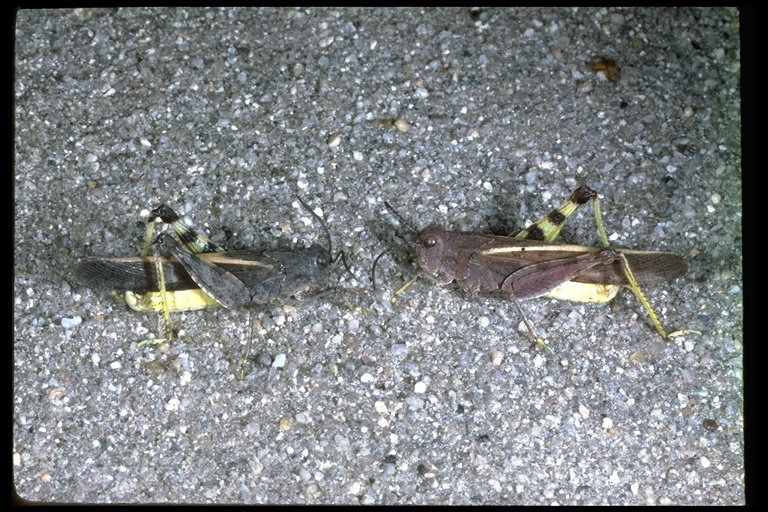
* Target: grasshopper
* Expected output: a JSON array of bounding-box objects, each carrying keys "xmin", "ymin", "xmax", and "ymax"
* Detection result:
[
  {"xmin": 75, "ymin": 197, "xmax": 342, "ymax": 349},
  {"xmin": 383, "ymin": 185, "xmax": 694, "ymax": 350}
]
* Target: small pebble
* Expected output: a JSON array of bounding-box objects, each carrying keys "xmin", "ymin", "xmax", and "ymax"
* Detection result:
[{"xmin": 272, "ymin": 353, "xmax": 286, "ymax": 368}]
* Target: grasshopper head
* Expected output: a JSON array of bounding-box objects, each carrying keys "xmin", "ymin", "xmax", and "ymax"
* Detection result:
[
  {"xmin": 279, "ymin": 244, "xmax": 333, "ymax": 300},
  {"xmin": 415, "ymin": 225, "xmax": 448, "ymax": 277},
  {"xmin": 306, "ymin": 244, "xmax": 333, "ymax": 281}
]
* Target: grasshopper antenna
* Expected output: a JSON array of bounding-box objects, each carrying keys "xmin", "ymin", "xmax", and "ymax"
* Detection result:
[
  {"xmin": 295, "ymin": 195, "xmax": 332, "ymax": 255},
  {"xmin": 371, "ymin": 248, "xmax": 391, "ymax": 290},
  {"xmin": 383, "ymin": 201, "xmax": 420, "ymax": 235},
  {"xmin": 373, "ymin": 201, "xmax": 422, "ymax": 294}
]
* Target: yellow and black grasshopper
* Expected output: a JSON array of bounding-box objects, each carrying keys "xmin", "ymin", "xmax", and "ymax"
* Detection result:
[
  {"xmin": 75, "ymin": 197, "xmax": 343, "ymax": 346},
  {"xmin": 382, "ymin": 185, "xmax": 696, "ymax": 350}
]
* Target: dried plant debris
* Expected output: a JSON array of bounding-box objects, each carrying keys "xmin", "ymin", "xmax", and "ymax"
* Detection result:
[{"xmin": 588, "ymin": 56, "xmax": 621, "ymax": 83}]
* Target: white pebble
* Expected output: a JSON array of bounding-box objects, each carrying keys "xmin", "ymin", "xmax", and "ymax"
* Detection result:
[
  {"xmin": 272, "ymin": 353, "xmax": 286, "ymax": 368},
  {"xmin": 61, "ymin": 316, "xmax": 82, "ymax": 329}
]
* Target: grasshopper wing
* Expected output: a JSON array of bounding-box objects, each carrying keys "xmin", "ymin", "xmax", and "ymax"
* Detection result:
[
  {"xmin": 75, "ymin": 257, "xmax": 198, "ymax": 293},
  {"xmin": 570, "ymin": 249, "xmax": 687, "ymax": 286}
]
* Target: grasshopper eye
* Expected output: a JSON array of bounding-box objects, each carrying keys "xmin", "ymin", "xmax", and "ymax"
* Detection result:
[
  {"xmin": 423, "ymin": 235, "xmax": 438, "ymax": 248},
  {"xmin": 316, "ymin": 251, "xmax": 331, "ymax": 267}
]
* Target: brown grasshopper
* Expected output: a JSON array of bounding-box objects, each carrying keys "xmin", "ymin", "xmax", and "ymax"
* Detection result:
[{"xmin": 383, "ymin": 185, "xmax": 693, "ymax": 349}]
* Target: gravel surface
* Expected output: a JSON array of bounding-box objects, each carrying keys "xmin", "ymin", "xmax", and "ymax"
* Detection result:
[{"xmin": 14, "ymin": 7, "xmax": 743, "ymax": 505}]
